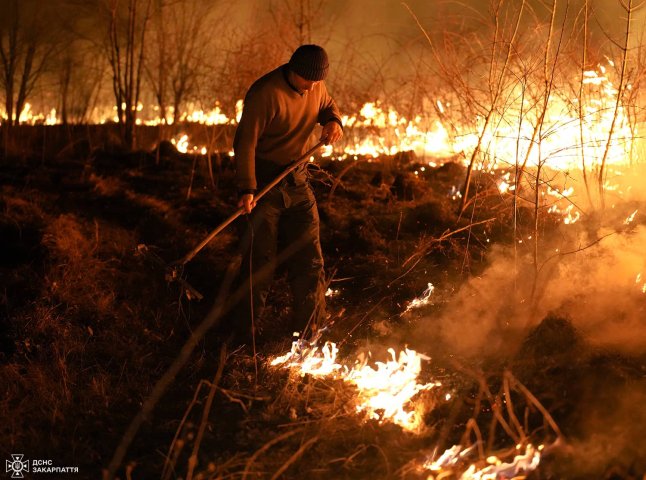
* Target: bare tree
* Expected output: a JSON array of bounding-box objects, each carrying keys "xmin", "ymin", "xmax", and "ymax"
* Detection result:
[
  {"xmin": 454, "ymin": 0, "xmax": 526, "ymax": 216},
  {"xmin": 146, "ymin": 0, "xmax": 218, "ymax": 126},
  {"xmin": 103, "ymin": 0, "xmax": 153, "ymax": 149},
  {"xmin": 0, "ymin": 0, "xmax": 59, "ymax": 152},
  {"xmin": 56, "ymin": 39, "xmax": 107, "ymax": 125},
  {"xmin": 267, "ymin": 0, "xmax": 331, "ymax": 47},
  {"xmin": 212, "ymin": 27, "xmax": 286, "ymax": 109},
  {"xmin": 597, "ymin": 0, "xmax": 640, "ymax": 209}
]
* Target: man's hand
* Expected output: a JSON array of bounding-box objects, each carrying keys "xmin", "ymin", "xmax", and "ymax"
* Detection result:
[
  {"xmin": 238, "ymin": 193, "xmax": 256, "ymax": 214},
  {"xmin": 320, "ymin": 121, "xmax": 343, "ymax": 145}
]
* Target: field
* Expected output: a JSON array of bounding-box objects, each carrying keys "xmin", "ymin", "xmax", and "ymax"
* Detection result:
[{"xmin": 1, "ymin": 132, "xmax": 645, "ymax": 479}]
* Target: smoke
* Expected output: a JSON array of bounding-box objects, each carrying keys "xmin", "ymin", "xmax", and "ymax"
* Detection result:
[
  {"xmin": 560, "ymin": 383, "xmax": 646, "ymax": 476},
  {"xmin": 413, "ymin": 217, "xmax": 646, "ymax": 358}
]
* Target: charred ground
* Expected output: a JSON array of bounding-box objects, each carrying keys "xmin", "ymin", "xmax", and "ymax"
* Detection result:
[{"xmin": 1, "ymin": 141, "xmax": 645, "ymax": 479}]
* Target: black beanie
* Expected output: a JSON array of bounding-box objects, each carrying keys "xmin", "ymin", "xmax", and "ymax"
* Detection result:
[{"xmin": 288, "ymin": 45, "xmax": 329, "ymax": 81}]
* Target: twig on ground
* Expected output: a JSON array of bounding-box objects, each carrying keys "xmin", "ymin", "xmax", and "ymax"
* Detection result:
[
  {"xmin": 402, "ymin": 218, "xmax": 497, "ymax": 269},
  {"xmin": 161, "ymin": 379, "xmax": 210, "ymax": 480},
  {"xmin": 327, "ymin": 159, "xmax": 363, "ymax": 200},
  {"xmin": 104, "ymin": 260, "xmax": 237, "ymax": 480},
  {"xmin": 186, "ymin": 344, "xmax": 228, "ymax": 480},
  {"xmin": 241, "ymin": 428, "xmax": 303, "ymax": 480},
  {"xmin": 269, "ymin": 435, "xmax": 320, "ymax": 480},
  {"xmin": 505, "ymin": 370, "xmax": 563, "ymax": 439},
  {"xmin": 186, "ymin": 154, "xmax": 198, "ymax": 200},
  {"xmin": 503, "ymin": 372, "xmax": 527, "ymax": 444}
]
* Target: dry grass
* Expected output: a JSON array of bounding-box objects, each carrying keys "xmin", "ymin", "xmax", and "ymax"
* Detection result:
[{"xmin": 1, "ymin": 148, "xmax": 644, "ymax": 479}]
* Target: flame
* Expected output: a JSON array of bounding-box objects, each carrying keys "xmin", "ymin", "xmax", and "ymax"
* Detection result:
[
  {"xmin": 483, "ymin": 63, "xmax": 633, "ymax": 172},
  {"xmin": 341, "ymin": 102, "xmax": 454, "ymax": 158},
  {"xmin": 324, "ymin": 287, "xmax": 340, "ymax": 297},
  {"xmin": 625, "ymin": 209, "xmax": 638, "ymax": 225},
  {"xmin": 345, "ymin": 348, "xmax": 439, "ymax": 430},
  {"xmin": 178, "ymin": 102, "xmax": 234, "ymax": 125},
  {"xmin": 168, "ymin": 133, "xmax": 213, "ymax": 156},
  {"xmin": 270, "ymin": 338, "xmax": 440, "ymax": 431},
  {"xmin": 424, "ymin": 444, "xmax": 542, "ymax": 479},
  {"xmin": 424, "ymin": 444, "xmax": 473, "ymax": 472},
  {"xmin": 405, "ymin": 283, "xmax": 435, "ymax": 312},
  {"xmin": 3, "ymin": 61, "xmax": 634, "ymax": 181},
  {"xmin": 171, "ymin": 134, "xmax": 189, "ymax": 154},
  {"xmin": 498, "ymin": 172, "xmax": 513, "ymax": 193},
  {"xmin": 3, "ymin": 62, "xmax": 639, "ymax": 228},
  {"xmin": 0, "ymin": 102, "xmax": 60, "ymax": 125}
]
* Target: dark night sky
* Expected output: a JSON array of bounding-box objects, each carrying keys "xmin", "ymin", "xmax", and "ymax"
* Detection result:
[{"xmin": 235, "ymin": 0, "xmax": 645, "ymax": 86}]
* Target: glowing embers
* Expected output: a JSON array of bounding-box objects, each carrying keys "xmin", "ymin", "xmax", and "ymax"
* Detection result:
[
  {"xmin": 424, "ymin": 443, "xmax": 542, "ymax": 479},
  {"xmin": 270, "ymin": 339, "xmax": 440, "ymax": 432}
]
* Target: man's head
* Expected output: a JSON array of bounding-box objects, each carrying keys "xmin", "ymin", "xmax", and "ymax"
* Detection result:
[{"xmin": 288, "ymin": 44, "xmax": 329, "ymax": 82}]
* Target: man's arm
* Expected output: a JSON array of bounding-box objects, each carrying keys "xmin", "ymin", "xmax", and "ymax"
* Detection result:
[
  {"xmin": 238, "ymin": 193, "xmax": 256, "ymax": 214},
  {"xmin": 317, "ymin": 82, "xmax": 342, "ymax": 128},
  {"xmin": 317, "ymin": 83, "xmax": 343, "ymax": 145},
  {"xmin": 320, "ymin": 121, "xmax": 343, "ymax": 145},
  {"xmin": 233, "ymin": 88, "xmax": 269, "ymax": 192}
]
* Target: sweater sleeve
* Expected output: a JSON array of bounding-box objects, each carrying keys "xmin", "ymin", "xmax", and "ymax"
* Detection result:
[
  {"xmin": 317, "ymin": 83, "xmax": 342, "ymax": 128},
  {"xmin": 233, "ymin": 87, "xmax": 270, "ymax": 191}
]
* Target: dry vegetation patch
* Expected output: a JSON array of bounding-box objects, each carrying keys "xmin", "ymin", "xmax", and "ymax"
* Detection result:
[{"xmin": 1, "ymin": 149, "xmax": 645, "ymax": 479}]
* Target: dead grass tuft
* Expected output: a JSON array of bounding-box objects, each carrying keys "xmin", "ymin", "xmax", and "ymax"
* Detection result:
[{"xmin": 42, "ymin": 214, "xmax": 117, "ymax": 316}]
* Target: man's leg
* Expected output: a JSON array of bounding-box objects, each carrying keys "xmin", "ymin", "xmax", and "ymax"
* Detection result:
[
  {"xmin": 282, "ymin": 183, "xmax": 326, "ymax": 334},
  {"xmin": 234, "ymin": 190, "xmax": 282, "ymax": 341}
]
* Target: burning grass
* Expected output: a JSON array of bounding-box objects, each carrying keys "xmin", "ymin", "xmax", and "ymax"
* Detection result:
[{"xmin": 1, "ymin": 141, "xmax": 645, "ymax": 478}]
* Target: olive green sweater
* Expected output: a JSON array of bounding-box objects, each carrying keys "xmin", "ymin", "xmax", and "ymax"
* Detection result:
[{"xmin": 233, "ymin": 65, "xmax": 342, "ymax": 191}]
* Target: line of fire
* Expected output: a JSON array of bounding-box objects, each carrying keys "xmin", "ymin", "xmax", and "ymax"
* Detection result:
[{"xmin": 1, "ymin": 0, "xmax": 645, "ymax": 479}]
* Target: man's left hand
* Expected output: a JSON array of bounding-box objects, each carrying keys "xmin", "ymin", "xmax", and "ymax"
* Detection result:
[{"xmin": 321, "ymin": 121, "xmax": 343, "ymax": 145}]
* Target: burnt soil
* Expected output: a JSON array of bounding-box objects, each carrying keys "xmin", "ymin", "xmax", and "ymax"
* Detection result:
[{"xmin": 1, "ymin": 145, "xmax": 645, "ymax": 479}]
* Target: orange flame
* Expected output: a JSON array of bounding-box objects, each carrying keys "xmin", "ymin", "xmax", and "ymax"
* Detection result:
[
  {"xmin": 424, "ymin": 443, "xmax": 542, "ymax": 479},
  {"xmin": 270, "ymin": 338, "xmax": 440, "ymax": 432}
]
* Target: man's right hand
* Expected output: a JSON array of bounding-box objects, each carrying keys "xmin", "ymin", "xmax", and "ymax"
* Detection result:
[{"xmin": 238, "ymin": 193, "xmax": 256, "ymax": 214}]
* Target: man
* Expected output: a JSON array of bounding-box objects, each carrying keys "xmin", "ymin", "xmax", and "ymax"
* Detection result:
[{"xmin": 232, "ymin": 44, "xmax": 343, "ymax": 342}]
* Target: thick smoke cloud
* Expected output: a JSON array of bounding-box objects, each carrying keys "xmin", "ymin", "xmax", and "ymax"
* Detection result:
[{"xmin": 414, "ymin": 218, "xmax": 646, "ymax": 358}]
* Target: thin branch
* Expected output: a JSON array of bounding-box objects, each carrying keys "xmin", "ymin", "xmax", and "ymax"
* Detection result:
[{"xmin": 186, "ymin": 344, "xmax": 228, "ymax": 480}]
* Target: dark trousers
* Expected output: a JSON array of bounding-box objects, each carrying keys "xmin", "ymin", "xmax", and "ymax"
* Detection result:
[{"xmin": 235, "ymin": 181, "xmax": 326, "ymax": 337}]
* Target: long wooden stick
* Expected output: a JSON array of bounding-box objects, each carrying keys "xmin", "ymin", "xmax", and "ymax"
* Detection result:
[{"xmin": 176, "ymin": 141, "xmax": 324, "ymax": 267}]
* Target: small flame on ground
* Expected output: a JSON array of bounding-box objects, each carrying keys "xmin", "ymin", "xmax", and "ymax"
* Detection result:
[
  {"xmin": 405, "ymin": 283, "xmax": 435, "ymax": 312},
  {"xmin": 270, "ymin": 338, "xmax": 440, "ymax": 432},
  {"xmin": 325, "ymin": 288, "xmax": 340, "ymax": 297},
  {"xmin": 424, "ymin": 443, "xmax": 542, "ymax": 479},
  {"xmin": 270, "ymin": 339, "xmax": 341, "ymax": 377},
  {"xmin": 171, "ymin": 134, "xmax": 189, "ymax": 153},
  {"xmin": 169, "ymin": 134, "xmax": 212, "ymax": 155},
  {"xmin": 345, "ymin": 348, "xmax": 439, "ymax": 430}
]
